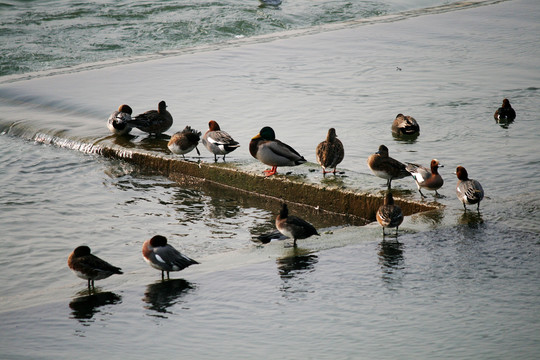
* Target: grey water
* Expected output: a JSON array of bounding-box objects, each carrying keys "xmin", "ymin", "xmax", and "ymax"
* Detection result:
[{"xmin": 1, "ymin": 0, "xmax": 540, "ymax": 359}]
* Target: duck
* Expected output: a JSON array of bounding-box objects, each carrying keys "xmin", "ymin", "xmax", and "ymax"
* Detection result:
[
  {"xmin": 249, "ymin": 126, "xmax": 306, "ymax": 176},
  {"xmin": 405, "ymin": 159, "xmax": 444, "ymax": 198},
  {"xmin": 494, "ymin": 98, "xmax": 516, "ymax": 122},
  {"xmin": 168, "ymin": 126, "xmax": 201, "ymax": 159},
  {"xmin": 367, "ymin": 145, "xmax": 410, "ymax": 189},
  {"xmin": 142, "ymin": 235, "xmax": 199, "ymax": 279},
  {"xmin": 316, "ymin": 128, "xmax": 345, "ymax": 175},
  {"xmin": 455, "ymin": 166, "xmax": 484, "ymax": 211},
  {"xmin": 129, "ymin": 100, "xmax": 173, "ymax": 135},
  {"xmin": 391, "ymin": 113, "xmax": 420, "ymax": 136},
  {"xmin": 376, "ymin": 192, "xmax": 404, "ymax": 237},
  {"xmin": 275, "ymin": 203, "xmax": 319, "ymax": 247},
  {"xmin": 201, "ymin": 120, "xmax": 240, "ymax": 162},
  {"xmin": 107, "ymin": 104, "xmax": 133, "ymax": 136},
  {"xmin": 68, "ymin": 246, "xmax": 123, "ymax": 289}
]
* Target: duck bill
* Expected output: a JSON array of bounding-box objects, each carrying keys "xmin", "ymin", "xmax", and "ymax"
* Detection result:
[{"xmin": 251, "ymin": 133, "xmax": 262, "ymax": 140}]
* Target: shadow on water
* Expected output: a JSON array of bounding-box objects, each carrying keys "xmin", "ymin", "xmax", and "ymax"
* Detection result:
[
  {"xmin": 69, "ymin": 290, "xmax": 122, "ymax": 322},
  {"xmin": 142, "ymin": 279, "xmax": 195, "ymax": 317}
]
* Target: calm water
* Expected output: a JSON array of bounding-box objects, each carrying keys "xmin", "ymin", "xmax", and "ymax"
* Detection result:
[{"xmin": 1, "ymin": 0, "xmax": 540, "ymax": 359}]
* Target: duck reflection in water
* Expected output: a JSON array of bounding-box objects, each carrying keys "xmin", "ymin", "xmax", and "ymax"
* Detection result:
[
  {"xmin": 69, "ymin": 290, "xmax": 122, "ymax": 322},
  {"xmin": 378, "ymin": 240, "xmax": 404, "ymax": 287},
  {"xmin": 142, "ymin": 278, "xmax": 195, "ymax": 316},
  {"xmin": 277, "ymin": 250, "xmax": 318, "ymax": 300},
  {"xmin": 458, "ymin": 210, "xmax": 484, "ymax": 228}
]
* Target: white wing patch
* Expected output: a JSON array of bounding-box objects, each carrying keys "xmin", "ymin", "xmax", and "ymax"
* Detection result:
[{"xmin": 155, "ymin": 254, "xmax": 166, "ymax": 264}]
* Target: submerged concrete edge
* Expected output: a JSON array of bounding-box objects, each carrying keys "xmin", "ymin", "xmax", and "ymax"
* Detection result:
[{"xmin": 98, "ymin": 146, "xmax": 438, "ymax": 224}]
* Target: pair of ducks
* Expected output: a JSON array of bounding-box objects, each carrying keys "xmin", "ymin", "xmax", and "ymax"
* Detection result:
[
  {"xmin": 107, "ymin": 101, "xmax": 173, "ymax": 136},
  {"xmin": 68, "ymin": 203, "xmax": 318, "ymax": 288},
  {"xmin": 68, "ymin": 235, "xmax": 199, "ymax": 289}
]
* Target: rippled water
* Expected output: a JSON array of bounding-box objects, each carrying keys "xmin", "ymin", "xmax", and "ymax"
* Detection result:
[
  {"xmin": 0, "ymin": 0, "xmax": 454, "ymax": 77},
  {"xmin": 1, "ymin": 0, "xmax": 540, "ymax": 359}
]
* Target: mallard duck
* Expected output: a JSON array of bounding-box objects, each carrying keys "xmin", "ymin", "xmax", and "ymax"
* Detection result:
[
  {"xmin": 406, "ymin": 159, "xmax": 444, "ymax": 198},
  {"xmin": 367, "ymin": 145, "xmax": 410, "ymax": 189},
  {"xmin": 201, "ymin": 120, "xmax": 240, "ymax": 162},
  {"xmin": 168, "ymin": 126, "xmax": 201, "ymax": 159},
  {"xmin": 316, "ymin": 128, "xmax": 344, "ymax": 175},
  {"xmin": 494, "ymin": 98, "xmax": 516, "ymax": 122},
  {"xmin": 249, "ymin": 126, "xmax": 306, "ymax": 176},
  {"xmin": 391, "ymin": 113, "xmax": 420, "ymax": 136},
  {"xmin": 376, "ymin": 192, "xmax": 404, "ymax": 237},
  {"xmin": 275, "ymin": 203, "xmax": 319, "ymax": 247},
  {"xmin": 107, "ymin": 104, "xmax": 133, "ymax": 136},
  {"xmin": 68, "ymin": 246, "xmax": 123, "ymax": 289},
  {"xmin": 142, "ymin": 235, "xmax": 199, "ymax": 280},
  {"xmin": 129, "ymin": 100, "xmax": 173, "ymax": 135},
  {"xmin": 455, "ymin": 166, "xmax": 484, "ymax": 211}
]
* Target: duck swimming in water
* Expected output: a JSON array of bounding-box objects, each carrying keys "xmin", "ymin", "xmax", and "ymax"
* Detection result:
[{"xmin": 391, "ymin": 113, "xmax": 420, "ymax": 136}]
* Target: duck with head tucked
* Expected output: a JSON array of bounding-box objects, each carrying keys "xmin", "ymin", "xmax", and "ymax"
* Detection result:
[
  {"xmin": 250, "ymin": 126, "xmax": 306, "ymax": 176},
  {"xmin": 68, "ymin": 245, "xmax": 123, "ymax": 289},
  {"xmin": 107, "ymin": 104, "xmax": 133, "ymax": 136},
  {"xmin": 367, "ymin": 145, "xmax": 410, "ymax": 189},
  {"xmin": 494, "ymin": 98, "xmax": 516, "ymax": 122},
  {"xmin": 376, "ymin": 192, "xmax": 404, "ymax": 237},
  {"xmin": 168, "ymin": 126, "xmax": 201, "ymax": 159},
  {"xmin": 455, "ymin": 166, "xmax": 484, "ymax": 211},
  {"xmin": 316, "ymin": 128, "xmax": 344, "ymax": 175},
  {"xmin": 129, "ymin": 100, "xmax": 173, "ymax": 135},
  {"xmin": 201, "ymin": 120, "xmax": 240, "ymax": 162},
  {"xmin": 406, "ymin": 159, "xmax": 444, "ymax": 198},
  {"xmin": 142, "ymin": 235, "xmax": 199, "ymax": 280},
  {"xmin": 391, "ymin": 113, "xmax": 420, "ymax": 136}
]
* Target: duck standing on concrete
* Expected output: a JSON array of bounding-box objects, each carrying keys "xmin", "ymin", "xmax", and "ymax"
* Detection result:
[
  {"xmin": 494, "ymin": 98, "xmax": 516, "ymax": 122},
  {"xmin": 107, "ymin": 104, "xmax": 133, "ymax": 136},
  {"xmin": 142, "ymin": 235, "xmax": 199, "ymax": 280},
  {"xmin": 168, "ymin": 126, "xmax": 201, "ymax": 159},
  {"xmin": 129, "ymin": 100, "xmax": 173, "ymax": 135},
  {"xmin": 391, "ymin": 113, "xmax": 420, "ymax": 136},
  {"xmin": 275, "ymin": 203, "xmax": 319, "ymax": 247},
  {"xmin": 367, "ymin": 145, "xmax": 410, "ymax": 189},
  {"xmin": 201, "ymin": 120, "xmax": 240, "ymax": 162},
  {"xmin": 250, "ymin": 126, "xmax": 306, "ymax": 176},
  {"xmin": 376, "ymin": 192, "xmax": 404, "ymax": 237},
  {"xmin": 406, "ymin": 159, "xmax": 444, "ymax": 198},
  {"xmin": 316, "ymin": 128, "xmax": 344, "ymax": 175},
  {"xmin": 68, "ymin": 246, "xmax": 123, "ymax": 289},
  {"xmin": 455, "ymin": 166, "xmax": 484, "ymax": 211}
]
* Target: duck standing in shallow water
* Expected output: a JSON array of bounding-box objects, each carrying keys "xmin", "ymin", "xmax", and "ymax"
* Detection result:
[
  {"xmin": 494, "ymin": 98, "xmax": 516, "ymax": 122},
  {"xmin": 107, "ymin": 104, "xmax": 133, "ymax": 136},
  {"xmin": 129, "ymin": 100, "xmax": 173, "ymax": 135},
  {"xmin": 168, "ymin": 126, "xmax": 201, "ymax": 159},
  {"xmin": 316, "ymin": 128, "xmax": 344, "ymax": 175},
  {"xmin": 275, "ymin": 203, "xmax": 319, "ymax": 247},
  {"xmin": 142, "ymin": 235, "xmax": 199, "ymax": 280},
  {"xmin": 455, "ymin": 166, "xmax": 484, "ymax": 211},
  {"xmin": 201, "ymin": 120, "xmax": 240, "ymax": 162},
  {"xmin": 367, "ymin": 145, "xmax": 410, "ymax": 189},
  {"xmin": 391, "ymin": 114, "xmax": 420, "ymax": 136},
  {"xmin": 406, "ymin": 159, "xmax": 444, "ymax": 198},
  {"xmin": 250, "ymin": 126, "xmax": 306, "ymax": 176},
  {"xmin": 68, "ymin": 246, "xmax": 123, "ymax": 289},
  {"xmin": 376, "ymin": 192, "xmax": 404, "ymax": 237}
]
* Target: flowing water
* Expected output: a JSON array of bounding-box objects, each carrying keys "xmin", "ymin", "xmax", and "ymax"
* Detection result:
[{"xmin": 1, "ymin": 0, "xmax": 540, "ymax": 359}]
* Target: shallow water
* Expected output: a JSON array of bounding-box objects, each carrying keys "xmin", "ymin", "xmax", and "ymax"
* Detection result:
[{"xmin": 1, "ymin": 0, "xmax": 540, "ymax": 359}]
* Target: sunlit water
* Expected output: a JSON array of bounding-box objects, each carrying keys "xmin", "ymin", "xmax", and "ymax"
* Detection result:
[{"xmin": 1, "ymin": 0, "xmax": 540, "ymax": 359}]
